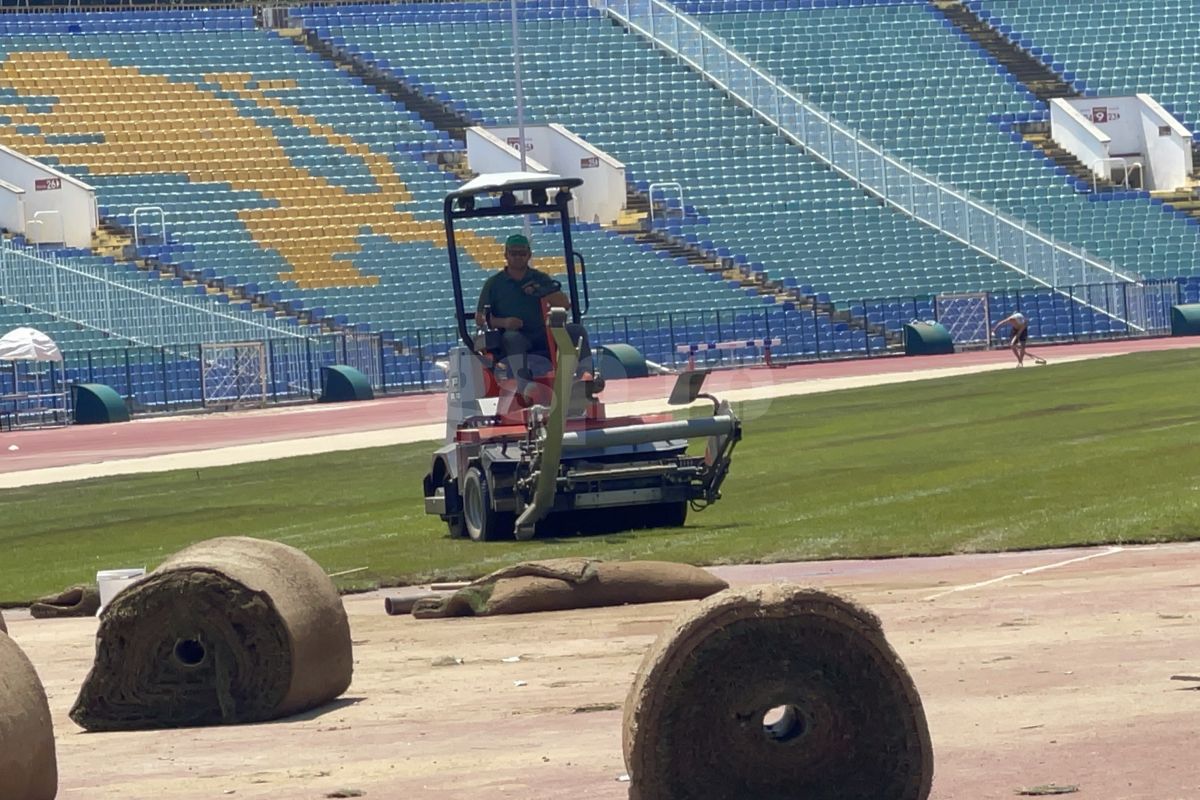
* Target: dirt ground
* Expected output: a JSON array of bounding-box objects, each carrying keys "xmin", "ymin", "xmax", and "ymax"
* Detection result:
[
  {"xmin": 6, "ymin": 541, "xmax": 1197, "ymax": 800},
  {"xmin": 5, "ymin": 339, "xmax": 1199, "ymax": 798}
]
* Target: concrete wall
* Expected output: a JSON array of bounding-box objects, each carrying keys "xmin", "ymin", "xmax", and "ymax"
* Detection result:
[
  {"xmin": 1056, "ymin": 95, "xmax": 1193, "ymax": 191},
  {"xmin": 468, "ymin": 124, "xmax": 626, "ymax": 225},
  {"xmin": 0, "ymin": 144, "xmax": 96, "ymax": 248}
]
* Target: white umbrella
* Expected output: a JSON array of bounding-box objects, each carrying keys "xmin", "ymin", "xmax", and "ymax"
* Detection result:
[{"xmin": 0, "ymin": 327, "xmax": 63, "ymax": 362}]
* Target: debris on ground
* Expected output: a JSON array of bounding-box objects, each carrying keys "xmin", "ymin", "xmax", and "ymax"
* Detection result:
[{"xmin": 1017, "ymin": 785, "xmax": 1079, "ymax": 795}]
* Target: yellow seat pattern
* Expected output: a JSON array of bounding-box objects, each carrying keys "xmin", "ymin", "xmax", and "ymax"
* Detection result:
[{"xmin": 0, "ymin": 51, "xmax": 503, "ymax": 289}]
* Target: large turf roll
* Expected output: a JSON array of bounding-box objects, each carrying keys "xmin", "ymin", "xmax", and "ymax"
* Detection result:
[
  {"xmin": 623, "ymin": 584, "xmax": 933, "ymax": 800},
  {"xmin": 70, "ymin": 536, "xmax": 353, "ymax": 731},
  {"xmin": 0, "ymin": 631, "xmax": 58, "ymax": 800}
]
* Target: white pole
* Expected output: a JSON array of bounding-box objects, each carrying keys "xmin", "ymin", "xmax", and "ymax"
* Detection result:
[
  {"xmin": 510, "ymin": 0, "xmax": 528, "ymax": 175},
  {"xmin": 509, "ymin": 0, "xmax": 531, "ymax": 236}
]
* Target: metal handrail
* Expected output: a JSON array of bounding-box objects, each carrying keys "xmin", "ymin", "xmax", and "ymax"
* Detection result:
[
  {"xmin": 31, "ymin": 210, "xmax": 64, "ymax": 245},
  {"xmin": 133, "ymin": 205, "xmax": 166, "ymax": 246},
  {"xmin": 0, "ymin": 239, "xmax": 308, "ymax": 345},
  {"xmin": 592, "ymin": 0, "xmax": 1141, "ymax": 296},
  {"xmin": 647, "ymin": 180, "xmax": 684, "ymax": 223}
]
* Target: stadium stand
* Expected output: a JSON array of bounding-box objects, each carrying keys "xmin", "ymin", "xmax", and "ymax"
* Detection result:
[
  {"xmin": 0, "ymin": 0, "xmax": 1192, "ymax": 413},
  {"xmin": 0, "ymin": 8, "xmax": 811, "ymax": 370},
  {"xmin": 689, "ymin": 0, "xmax": 1200, "ymax": 284},
  {"xmin": 296, "ymin": 0, "xmax": 1037, "ymax": 310},
  {"xmin": 978, "ymin": 0, "xmax": 1200, "ymax": 132}
]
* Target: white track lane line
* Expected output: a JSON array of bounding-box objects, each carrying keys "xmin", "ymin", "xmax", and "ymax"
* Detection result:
[{"xmin": 922, "ymin": 545, "xmax": 1125, "ymax": 601}]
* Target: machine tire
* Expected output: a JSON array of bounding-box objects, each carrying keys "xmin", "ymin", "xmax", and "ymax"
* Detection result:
[
  {"xmin": 463, "ymin": 467, "xmax": 513, "ymax": 542},
  {"xmin": 653, "ymin": 501, "xmax": 689, "ymax": 529},
  {"xmin": 447, "ymin": 515, "xmax": 467, "ymax": 539}
]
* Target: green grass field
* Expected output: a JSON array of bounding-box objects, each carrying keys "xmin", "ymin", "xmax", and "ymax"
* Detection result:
[{"xmin": 3, "ymin": 349, "xmax": 1199, "ymax": 604}]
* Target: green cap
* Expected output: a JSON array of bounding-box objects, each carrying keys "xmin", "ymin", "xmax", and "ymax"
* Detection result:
[{"xmin": 504, "ymin": 233, "xmax": 531, "ymax": 250}]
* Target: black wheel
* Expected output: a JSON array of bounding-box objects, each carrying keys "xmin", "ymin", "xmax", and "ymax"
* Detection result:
[
  {"xmin": 447, "ymin": 515, "xmax": 467, "ymax": 539},
  {"xmin": 651, "ymin": 501, "xmax": 689, "ymax": 529},
  {"xmin": 463, "ymin": 467, "xmax": 514, "ymax": 542}
]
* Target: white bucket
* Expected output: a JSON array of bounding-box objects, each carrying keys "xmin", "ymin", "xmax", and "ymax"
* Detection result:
[{"xmin": 96, "ymin": 568, "xmax": 146, "ymax": 615}]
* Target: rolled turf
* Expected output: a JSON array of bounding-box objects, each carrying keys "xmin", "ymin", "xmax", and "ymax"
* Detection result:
[
  {"xmin": 0, "ymin": 631, "xmax": 57, "ymax": 800},
  {"xmin": 70, "ymin": 536, "xmax": 353, "ymax": 731},
  {"xmin": 623, "ymin": 584, "xmax": 933, "ymax": 800}
]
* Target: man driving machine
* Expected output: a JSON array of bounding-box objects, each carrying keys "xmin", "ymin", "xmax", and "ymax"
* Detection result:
[{"xmin": 475, "ymin": 233, "xmax": 572, "ymax": 381}]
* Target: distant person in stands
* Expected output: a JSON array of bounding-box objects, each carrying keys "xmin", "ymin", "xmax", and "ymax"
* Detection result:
[
  {"xmin": 475, "ymin": 233, "xmax": 571, "ymax": 382},
  {"xmin": 992, "ymin": 310, "xmax": 1031, "ymax": 366}
]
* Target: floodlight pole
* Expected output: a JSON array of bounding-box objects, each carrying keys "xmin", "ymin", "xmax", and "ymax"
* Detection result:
[{"xmin": 509, "ymin": 0, "xmax": 532, "ymax": 236}]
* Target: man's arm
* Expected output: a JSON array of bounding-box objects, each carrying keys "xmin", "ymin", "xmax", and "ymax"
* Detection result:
[
  {"xmin": 544, "ymin": 290, "xmax": 570, "ymax": 310},
  {"xmin": 528, "ymin": 270, "xmax": 570, "ymax": 310},
  {"xmin": 991, "ymin": 313, "xmax": 1014, "ymax": 333}
]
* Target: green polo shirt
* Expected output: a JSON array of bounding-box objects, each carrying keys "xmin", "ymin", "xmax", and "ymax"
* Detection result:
[{"xmin": 476, "ymin": 267, "xmax": 559, "ymax": 334}]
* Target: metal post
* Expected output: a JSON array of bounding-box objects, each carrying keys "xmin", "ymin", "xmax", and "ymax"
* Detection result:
[
  {"xmin": 509, "ymin": 0, "xmax": 531, "ymax": 235},
  {"xmin": 416, "ymin": 331, "xmax": 426, "ymax": 391},
  {"xmin": 667, "ymin": 311, "xmax": 677, "ymax": 367},
  {"xmin": 813, "ymin": 307, "xmax": 820, "ymax": 359},
  {"xmin": 160, "ymin": 348, "xmax": 169, "ymax": 410},
  {"xmin": 1121, "ymin": 282, "xmax": 1130, "ymax": 338},
  {"xmin": 198, "ymin": 344, "xmax": 206, "ymax": 407},
  {"xmin": 305, "ymin": 336, "xmax": 315, "ymax": 398},
  {"xmin": 268, "ymin": 338, "xmax": 278, "ymax": 402},
  {"xmin": 1069, "ymin": 286, "xmax": 1077, "ymax": 338},
  {"xmin": 124, "ymin": 349, "xmax": 133, "ymax": 400},
  {"xmin": 378, "ymin": 336, "xmax": 387, "ymax": 394}
]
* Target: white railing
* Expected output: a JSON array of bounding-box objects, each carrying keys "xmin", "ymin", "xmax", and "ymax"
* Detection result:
[
  {"xmin": 0, "ymin": 240, "xmax": 308, "ymax": 347},
  {"xmin": 592, "ymin": 0, "xmax": 1142, "ymax": 292}
]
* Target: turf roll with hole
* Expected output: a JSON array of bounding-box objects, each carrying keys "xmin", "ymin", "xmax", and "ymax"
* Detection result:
[
  {"xmin": 623, "ymin": 584, "xmax": 933, "ymax": 800},
  {"xmin": 70, "ymin": 536, "xmax": 353, "ymax": 731}
]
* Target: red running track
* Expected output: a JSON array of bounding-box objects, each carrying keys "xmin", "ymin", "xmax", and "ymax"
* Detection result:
[{"xmin": 2, "ymin": 336, "xmax": 1196, "ymax": 474}]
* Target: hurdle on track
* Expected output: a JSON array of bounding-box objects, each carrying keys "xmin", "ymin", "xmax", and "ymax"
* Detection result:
[{"xmin": 676, "ymin": 338, "xmax": 783, "ymax": 370}]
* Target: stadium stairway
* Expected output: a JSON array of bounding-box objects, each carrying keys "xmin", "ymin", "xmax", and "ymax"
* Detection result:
[
  {"xmin": 936, "ymin": 0, "xmax": 1128, "ymax": 194},
  {"xmin": 298, "ymin": 7, "xmax": 900, "ymax": 352},
  {"xmin": 87, "ymin": 218, "xmax": 316, "ymax": 324},
  {"xmin": 935, "ymin": 0, "xmax": 1073, "ymax": 104}
]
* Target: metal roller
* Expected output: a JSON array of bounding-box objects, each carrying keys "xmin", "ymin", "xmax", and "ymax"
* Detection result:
[{"xmin": 560, "ymin": 415, "xmax": 736, "ymax": 451}]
